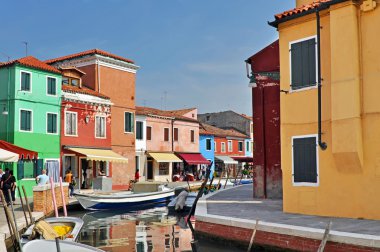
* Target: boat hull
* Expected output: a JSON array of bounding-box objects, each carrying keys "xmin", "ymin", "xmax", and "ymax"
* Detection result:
[{"xmin": 74, "ymin": 189, "xmax": 175, "ymax": 211}]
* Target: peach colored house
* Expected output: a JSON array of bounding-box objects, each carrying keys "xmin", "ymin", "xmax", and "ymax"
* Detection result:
[
  {"xmin": 135, "ymin": 106, "xmax": 205, "ymax": 182},
  {"xmin": 46, "ymin": 49, "xmax": 139, "ymax": 190}
]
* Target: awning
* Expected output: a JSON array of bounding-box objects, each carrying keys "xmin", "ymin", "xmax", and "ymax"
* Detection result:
[
  {"xmin": 0, "ymin": 140, "xmax": 38, "ymax": 159},
  {"xmin": 215, "ymin": 155, "xmax": 238, "ymax": 164},
  {"xmin": 0, "ymin": 149, "xmax": 19, "ymax": 162},
  {"xmin": 231, "ymin": 156, "xmax": 254, "ymax": 163},
  {"xmin": 148, "ymin": 152, "xmax": 182, "ymax": 163},
  {"xmin": 67, "ymin": 147, "xmax": 128, "ymax": 163},
  {"xmin": 177, "ymin": 153, "xmax": 210, "ymax": 165}
]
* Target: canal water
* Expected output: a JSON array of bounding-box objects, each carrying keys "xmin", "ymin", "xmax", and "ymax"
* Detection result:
[{"xmin": 70, "ymin": 205, "xmax": 248, "ymax": 252}]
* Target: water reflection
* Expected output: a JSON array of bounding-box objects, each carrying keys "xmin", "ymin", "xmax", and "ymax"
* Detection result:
[{"xmin": 77, "ymin": 206, "xmax": 192, "ymax": 252}]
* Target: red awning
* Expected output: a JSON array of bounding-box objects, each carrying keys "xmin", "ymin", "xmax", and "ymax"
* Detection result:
[
  {"xmin": 231, "ymin": 156, "xmax": 254, "ymax": 163},
  {"xmin": 0, "ymin": 140, "xmax": 38, "ymax": 160},
  {"xmin": 177, "ymin": 153, "xmax": 210, "ymax": 165}
]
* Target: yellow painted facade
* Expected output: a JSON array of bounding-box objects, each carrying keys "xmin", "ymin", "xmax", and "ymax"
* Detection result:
[{"xmin": 277, "ymin": 0, "xmax": 380, "ymax": 219}]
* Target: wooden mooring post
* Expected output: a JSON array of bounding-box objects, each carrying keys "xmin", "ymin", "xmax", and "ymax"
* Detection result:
[
  {"xmin": 22, "ymin": 185, "xmax": 34, "ymax": 224},
  {"xmin": 317, "ymin": 221, "xmax": 332, "ymax": 252},
  {"xmin": 247, "ymin": 220, "xmax": 259, "ymax": 252}
]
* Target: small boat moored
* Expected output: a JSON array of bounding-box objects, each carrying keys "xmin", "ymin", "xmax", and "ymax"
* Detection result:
[
  {"xmin": 20, "ymin": 217, "xmax": 84, "ymax": 247},
  {"xmin": 74, "ymin": 184, "xmax": 175, "ymax": 211},
  {"xmin": 23, "ymin": 239, "xmax": 105, "ymax": 252}
]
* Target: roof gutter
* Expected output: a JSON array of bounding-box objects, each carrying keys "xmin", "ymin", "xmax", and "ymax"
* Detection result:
[{"xmin": 268, "ymin": 0, "xmax": 349, "ymax": 28}]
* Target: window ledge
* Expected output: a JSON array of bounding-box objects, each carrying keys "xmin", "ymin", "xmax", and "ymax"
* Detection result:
[{"xmin": 290, "ymin": 85, "xmax": 317, "ymax": 93}]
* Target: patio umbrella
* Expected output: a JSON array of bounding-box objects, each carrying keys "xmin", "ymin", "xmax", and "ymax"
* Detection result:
[{"xmin": 0, "ymin": 148, "xmax": 19, "ymax": 162}]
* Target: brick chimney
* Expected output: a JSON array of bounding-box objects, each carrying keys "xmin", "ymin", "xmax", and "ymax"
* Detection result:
[{"xmin": 296, "ymin": 0, "xmax": 313, "ymax": 7}]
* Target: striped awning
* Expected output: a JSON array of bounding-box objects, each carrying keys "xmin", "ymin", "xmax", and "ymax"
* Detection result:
[
  {"xmin": 148, "ymin": 152, "xmax": 182, "ymax": 163},
  {"xmin": 215, "ymin": 155, "xmax": 238, "ymax": 164},
  {"xmin": 0, "ymin": 149, "xmax": 19, "ymax": 162},
  {"xmin": 68, "ymin": 147, "xmax": 128, "ymax": 163}
]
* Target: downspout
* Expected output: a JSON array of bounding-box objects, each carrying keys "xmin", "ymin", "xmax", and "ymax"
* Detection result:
[
  {"xmin": 316, "ymin": 9, "xmax": 327, "ymax": 150},
  {"xmin": 6, "ymin": 66, "xmax": 10, "ymax": 142},
  {"xmin": 171, "ymin": 119, "xmax": 174, "ymax": 152},
  {"xmin": 97, "ymin": 59, "xmax": 101, "ymax": 92}
]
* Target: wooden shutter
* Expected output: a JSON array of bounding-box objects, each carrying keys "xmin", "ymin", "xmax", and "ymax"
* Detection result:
[
  {"xmin": 147, "ymin": 126, "xmax": 152, "ymax": 140},
  {"xmin": 174, "ymin": 128, "xmax": 178, "ymax": 141},
  {"xmin": 17, "ymin": 161, "xmax": 24, "ymax": 179},
  {"xmin": 293, "ymin": 137, "xmax": 317, "ymax": 183},
  {"xmin": 164, "ymin": 128, "xmax": 169, "ymax": 141},
  {"xmin": 291, "ymin": 38, "xmax": 316, "ymax": 89},
  {"xmin": 191, "ymin": 130, "xmax": 194, "ymax": 143},
  {"xmin": 136, "ymin": 121, "xmax": 143, "ymax": 140}
]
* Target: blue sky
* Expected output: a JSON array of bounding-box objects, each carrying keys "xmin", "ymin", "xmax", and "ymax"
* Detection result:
[{"xmin": 1, "ymin": 0, "xmax": 293, "ymax": 115}]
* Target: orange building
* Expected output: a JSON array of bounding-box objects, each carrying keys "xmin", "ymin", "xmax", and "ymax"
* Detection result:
[{"xmin": 46, "ymin": 49, "xmax": 139, "ymax": 190}]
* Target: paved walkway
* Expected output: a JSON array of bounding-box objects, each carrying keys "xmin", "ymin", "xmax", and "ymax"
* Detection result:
[
  {"xmin": 195, "ymin": 184, "xmax": 380, "ymax": 249},
  {"xmin": 204, "ymin": 184, "xmax": 380, "ymax": 235}
]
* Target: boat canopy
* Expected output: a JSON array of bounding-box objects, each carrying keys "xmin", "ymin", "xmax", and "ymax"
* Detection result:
[
  {"xmin": 231, "ymin": 156, "xmax": 254, "ymax": 163},
  {"xmin": 0, "ymin": 140, "xmax": 38, "ymax": 160},
  {"xmin": 148, "ymin": 152, "xmax": 182, "ymax": 163},
  {"xmin": 0, "ymin": 148, "xmax": 19, "ymax": 162},
  {"xmin": 215, "ymin": 155, "xmax": 238, "ymax": 164},
  {"xmin": 67, "ymin": 147, "xmax": 128, "ymax": 163},
  {"xmin": 176, "ymin": 153, "xmax": 210, "ymax": 165}
]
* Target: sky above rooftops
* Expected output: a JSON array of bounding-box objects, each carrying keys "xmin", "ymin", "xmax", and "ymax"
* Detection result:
[{"xmin": 1, "ymin": 0, "xmax": 293, "ymax": 115}]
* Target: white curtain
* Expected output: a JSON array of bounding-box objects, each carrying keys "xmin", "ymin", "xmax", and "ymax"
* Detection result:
[{"xmin": 46, "ymin": 160, "xmax": 60, "ymax": 182}]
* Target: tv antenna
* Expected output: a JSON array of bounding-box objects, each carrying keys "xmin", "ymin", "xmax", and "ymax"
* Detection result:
[
  {"xmin": 0, "ymin": 52, "xmax": 10, "ymax": 62},
  {"xmin": 22, "ymin": 41, "xmax": 28, "ymax": 56}
]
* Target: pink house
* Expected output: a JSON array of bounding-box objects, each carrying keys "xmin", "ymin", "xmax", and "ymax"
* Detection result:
[{"xmin": 135, "ymin": 106, "xmax": 208, "ymax": 182}]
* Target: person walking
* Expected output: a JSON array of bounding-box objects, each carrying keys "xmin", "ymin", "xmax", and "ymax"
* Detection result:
[
  {"xmin": 64, "ymin": 169, "xmax": 74, "ymax": 198},
  {"xmin": 35, "ymin": 169, "xmax": 49, "ymax": 186},
  {"xmin": 9, "ymin": 170, "xmax": 16, "ymax": 205},
  {"xmin": 1, "ymin": 169, "xmax": 12, "ymax": 205}
]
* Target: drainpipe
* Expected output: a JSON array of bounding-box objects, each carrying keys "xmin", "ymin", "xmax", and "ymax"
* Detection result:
[
  {"xmin": 171, "ymin": 119, "xmax": 174, "ymax": 152},
  {"xmin": 316, "ymin": 9, "xmax": 327, "ymax": 150},
  {"xmin": 6, "ymin": 66, "xmax": 10, "ymax": 142}
]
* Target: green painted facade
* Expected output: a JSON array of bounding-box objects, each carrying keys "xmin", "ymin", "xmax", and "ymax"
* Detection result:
[{"xmin": 0, "ymin": 64, "xmax": 61, "ymax": 196}]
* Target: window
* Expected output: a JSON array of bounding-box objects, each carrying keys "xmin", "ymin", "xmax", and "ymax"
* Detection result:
[
  {"xmin": 238, "ymin": 141, "xmax": 243, "ymax": 152},
  {"xmin": 135, "ymin": 156, "xmax": 140, "ymax": 171},
  {"xmin": 147, "ymin": 126, "xmax": 152, "ymax": 140},
  {"xmin": 20, "ymin": 109, "xmax": 32, "ymax": 132},
  {"xmin": 206, "ymin": 116, "xmax": 210, "ymax": 121},
  {"xmin": 246, "ymin": 141, "xmax": 250, "ymax": 152},
  {"xmin": 47, "ymin": 77, "xmax": 57, "ymax": 96},
  {"xmin": 62, "ymin": 76, "xmax": 80, "ymax": 87},
  {"xmin": 228, "ymin": 140, "xmax": 232, "ymax": 152},
  {"xmin": 292, "ymin": 136, "xmax": 318, "ymax": 185},
  {"xmin": 214, "ymin": 141, "xmax": 217, "ymax": 152},
  {"xmin": 290, "ymin": 37, "xmax": 317, "ymax": 90},
  {"xmin": 174, "ymin": 128, "xmax": 179, "ymax": 141},
  {"xmin": 136, "ymin": 121, "xmax": 143, "ymax": 140},
  {"xmin": 21, "ymin": 71, "xmax": 31, "ymax": 91},
  {"xmin": 95, "ymin": 116, "xmax": 106, "ymax": 138},
  {"xmin": 164, "ymin": 128, "xmax": 169, "ymax": 142},
  {"xmin": 190, "ymin": 130, "xmax": 195, "ymax": 143},
  {"xmin": 159, "ymin": 162, "xmax": 169, "ymax": 175},
  {"xmin": 47, "ymin": 113, "xmax": 58, "ymax": 134},
  {"xmin": 206, "ymin": 138, "xmax": 212, "ymax": 151},
  {"xmin": 65, "ymin": 111, "xmax": 77, "ymax": 136},
  {"xmin": 124, "ymin": 112, "xmax": 134, "ymax": 133},
  {"xmin": 221, "ymin": 142, "xmax": 226, "ymax": 153}
]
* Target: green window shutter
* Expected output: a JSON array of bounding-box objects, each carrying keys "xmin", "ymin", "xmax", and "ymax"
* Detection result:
[
  {"xmin": 47, "ymin": 114, "xmax": 57, "ymax": 133},
  {"xmin": 131, "ymin": 113, "xmax": 135, "ymax": 133},
  {"xmin": 17, "ymin": 161, "xmax": 24, "ymax": 180},
  {"xmin": 293, "ymin": 137, "xmax": 317, "ymax": 183},
  {"xmin": 26, "ymin": 111, "xmax": 31, "ymax": 131},
  {"xmin": 21, "ymin": 111, "xmax": 26, "ymax": 130},
  {"xmin": 125, "ymin": 112, "xmax": 133, "ymax": 133},
  {"xmin": 291, "ymin": 43, "xmax": 303, "ymax": 89},
  {"xmin": 48, "ymin": 78, "xmax": 56, "ymax": 95},
  {"xmin": 21, "ymin": 110, "xmax": 31, "ymax": 131},
  {"xmin": 291, "ymin": 38, "xmax": 317, "ymax": 90},
  {"xmin": 53, "ymin": 114, "xmax": 57, "ymax": 133},
  {"xmin": 21, "ymin": 72, "xmax": 30, "ymax": 91}
]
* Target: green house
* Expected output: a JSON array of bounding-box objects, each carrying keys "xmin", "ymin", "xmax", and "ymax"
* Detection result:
[{"xmin": 0, "ymin": 56, "xmax": 62, "ymax": 196}]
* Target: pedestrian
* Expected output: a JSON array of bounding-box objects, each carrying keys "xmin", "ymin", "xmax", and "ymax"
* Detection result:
[
  {"xmin": 1, "ymin": 169, "xmax": 12, "ymax": 205},
  {"xmin": 135, "ymin": 169, "xmax": 140, "ymax": 182},
  {"xmin": 9, "ymin": 170, "xmax": 16, "ymax": 205},
  {"xmin": 35, "ymin": 169, "xmax": 49, "ymax": 186},
  {"xmin": 0, "ymin": 169, "xmax": 4, "ymax": 180},
  {"xmin": 64, "ymin": 169, "xmax": 74, "ymax": 198}
]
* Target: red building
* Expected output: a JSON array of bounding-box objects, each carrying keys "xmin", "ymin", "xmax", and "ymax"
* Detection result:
[
  {"xmin": 201, "ymin": 123, "xmax": 249, "ymax": 176},
  {"xmin": 246, "ymin": 40, "xmax": 282, "ymax": 199},
  {"xmin": 60, "ymin": 67, "xmax": 127, "ymax": 190}
]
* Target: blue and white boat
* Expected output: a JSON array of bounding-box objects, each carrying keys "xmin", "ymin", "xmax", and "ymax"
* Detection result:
[{"xmin": 74, "ymin": 186, "xmax": 175, "ymax": 211}]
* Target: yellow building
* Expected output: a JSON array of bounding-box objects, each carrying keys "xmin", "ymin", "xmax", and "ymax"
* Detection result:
[{"xmin": 270, "ymin": 0, "xmax": 380, "ymax": 220}]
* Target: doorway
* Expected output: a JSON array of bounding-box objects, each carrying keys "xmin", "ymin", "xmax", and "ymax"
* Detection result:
[{"xmin": 147, "ymin": 158, "xmax": 153, "ymax": 180}]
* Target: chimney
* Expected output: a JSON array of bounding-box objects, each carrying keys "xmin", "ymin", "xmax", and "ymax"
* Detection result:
[{"xmin": 296, "ymin": 0, "xmax": 314, "ymax": 7}]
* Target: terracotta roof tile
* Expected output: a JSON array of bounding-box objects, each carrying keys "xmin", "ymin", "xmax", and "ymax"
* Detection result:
[
  {"xmin": 0, "ymin": 56, "xmax": 61, "ymax": 74},
  {"xmin": 200, "ymin": 123, "xmax": 249, "ymax": 139},
  {"xmin": 45, "ymin": 49, "xmax": 135, "ymax": 64},
  {"xmin": 62, "ymin": 85, "xmax": 110, "ymax": 100},
  {"xmin": 274, "ymin": 0, "xmax": 332, "ymax": 20},
  {"xmin": 136, "ymin": 106, "xmax": 198, "ymax": 123}
]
